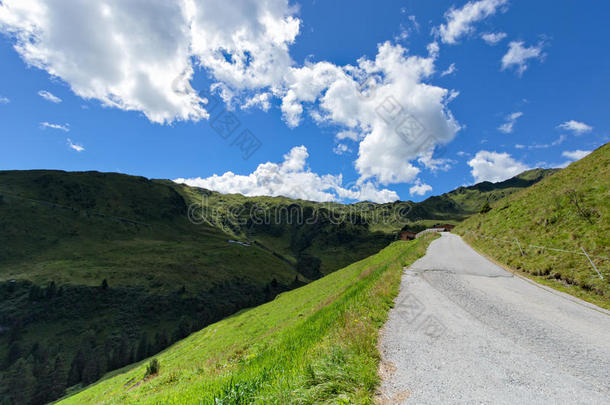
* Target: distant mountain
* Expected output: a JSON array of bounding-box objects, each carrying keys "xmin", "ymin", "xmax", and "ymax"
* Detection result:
[
  {"xmin": 456, "ymin": 143, "xmax": 609, "ymax": 307},
  {"xmin": 173, "ymin": 167, "xmax": 557, "ymax": 241},
  {"xmin": 411, "ymin": 168, "xmax": 558, "ymax": 222}
]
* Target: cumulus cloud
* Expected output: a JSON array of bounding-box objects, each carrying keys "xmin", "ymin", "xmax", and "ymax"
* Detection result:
[
  {"xmin": 481, "ymin": 32, "xmax": 507, "ymax": 45},
  {"xmin": 1, "ymin": 1, "xmax": 460, "ymax": 188},
  {"xmin": 409, "ymin": 181, "xmax": 432, "ymax": 196},
  {"xmin": 557, "ymin": 120, "xmax": 593, "ymax": 135},
  {"xmin": 335, "ymin": 181, "xmax": 400, "ymax": 203},
  {"xmin": 501, "ymin": 41, "xmax": 545, "ymax": 75},
  {"xmin": 38, "ymin": 90, "xmax": 61, "ymax": 103},
  {"xmin": 175, "ymin": 146, "xmax": 399, "ymax": 203},
  {"xmin": 66, "ymin": 138, "xmax": 84, "ymax": 152},
  {"xmin": 468, "ymin": 150, "xmax": 529, "ymax": 183},
  {"xmin": 40, "ymin": 122, "xmax": 69, "ymax": 132},
  {"xmin": 440, "ymin": 63, "xmax": 457, "ymax": 77},
  {"xmin": 437, "ymin": 0, "xmax": 508, "ymax": 44},
  {"xmin": 280, "ymin": 42, "xmax": 460, "ymax": 185},
  {"xmin": 188, "ymin": 0, "xmax": 299, "ymax": 97},
  {"xmin": 0, "ymin": 0, "xmax": 299, "ymax": 123},
  {"xmin": 498, "ymin": 111, "xmax": 523, "ymax": 133},
  {"xmin": 0, "ymin": 95, "xmax": 9, "ymax": 104},
  {"xmin": 562, "ymin": 149, "xmax": 591, "ymax": 161}
]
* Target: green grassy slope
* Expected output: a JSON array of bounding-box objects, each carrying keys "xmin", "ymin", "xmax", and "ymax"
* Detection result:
[
  {"xmin": 0, "ymin": 170, "xmax": 306, "ymax": 404},
  {"xmin": 427, "ymin": 168, "xmax": 558, "ymax": 217},
  {"xmin": 456, "ymin": 143, "xmax": 610, "ymax": 308},
  {"xmin": 58, "ymin": 237, "xmax": 435, "ymax": 405},
  {"xmin": 0, "ymin": 170, "xmax": 298, "ymax": 289},
  {"xmin": 172, "ymin": 183, "xmax": 393, "ymax": 275},
  {"xmin": 0, "ymin": 170, "xmax": 390, "ymax": 403}
]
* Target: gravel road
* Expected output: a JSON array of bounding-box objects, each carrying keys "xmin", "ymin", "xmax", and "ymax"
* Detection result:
[{"xmin": 378, "ymin": 233, "xmax": 610, "ymax": 404}]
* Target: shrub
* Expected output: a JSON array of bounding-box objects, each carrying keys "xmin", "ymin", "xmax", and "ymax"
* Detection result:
[
  {"xmin": 145, "ymin": 358, "xmax": 160, "ymax": 377},
  {"xmin": 479, "ymin": 201, "xmax": 492, "ymax": 214},
  {"xmin": 296, "ymin": 253, "xmax": 322, "ymax": 280}
]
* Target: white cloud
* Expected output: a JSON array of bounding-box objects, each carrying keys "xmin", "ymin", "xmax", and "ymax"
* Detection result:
[
  {"xmin": 241, "ymin": 92, "xmax": 271, "ymax": 112},
  {"xmin": 281, "ymin": 42, "xmax": 460, "ymax": 186},
  {"xmin": 1, "ymin": 1, "xmax": 461, "ymax": 188},
  {"xmin": 38, "ymin": 90, "xmax": 61, "ymax": 103},
  {"xmin": 175, "ymin": 146, "xmax": 399, "ymax": 203},
  {"xmin": 417, "ymin": 149, "xmax": 455, "ymax": 172},
  {"xmin": 335, "ymin": 181, "xmax": 400, "ymax": 203},
  {"xmin": 333, "ymin": 143, "xmax": 350, "ymax": 155},
  {"xmin": 0, "ymin": 0, "xmax": 299, "ymax": 123},
  {"xmin": 481, "ymin": 32, "xmax": 507, "ymax": 45},
  {"xmin": 518, "ymin": 134, "xmax": 566, "ymax": 150},
  {"xmin": 40, "ymin": 122, "xmax": 69, "ymax": 132},
  {"xmin": 409, "ymin": 181, "xmax": 432, "ymax": 196},
  {"xmin": 501, "ymin": 41, "xmax": 544, "ymax": 76},
  {"xmin": 394, "ymin": 25, "xmax": 409, "ymax": 42},
  {"xmin": 551, "ymin": 134, "xmax": 567, "ymax": 146},
  {"xmin": 66, "ymin": 138, "xmax": 84, "ymax": 152},
  {"xmin": 394, "ymin": 15, "xmax": 420, "ymax": 42},
  {"xmin": 468, "ymin": 150, "xmax": 529, "ymax": 183},
  {"xmin": 188, "ymin": 0, "xmax": 300, "ymax": 97},
  {"xmin": 562, "ymin": 149, "xmax": 591, "ymax": 161},
  {"xmin": 440, "ymin": 63, "xmax": 456, "ymax": 77},
  {"xmin": 335, "ymin": 130, "xmax": 362, "ymax": 142},
  {"xmin": 557, "ymin": 120, "xmax": 593, "ymax": 135},
  {"xmin": 437, "ymin": 0, "xmax": 508, "ymax": 44},
  {"xmin": 446, "ymin": 89, "xmax": 460, "ymax": 104},
  {"xmin": 408, "ymin": 15, "xmax": 420, "ymax": 32},
  {"xmin": 0, "ymin": 95, "xmax": 9, "ymax": 104},
  {"xmin": 498, "ymin": 111, "xmax": 523, "ymax": 133}
]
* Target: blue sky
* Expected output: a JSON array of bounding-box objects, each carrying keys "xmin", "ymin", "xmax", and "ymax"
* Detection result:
[{"xmin": 0, "ymin": 0, "xmax": 607, "ymax": 202}]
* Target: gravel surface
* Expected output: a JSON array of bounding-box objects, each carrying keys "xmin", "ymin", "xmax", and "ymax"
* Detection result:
[{"xmin": 378, "ymin": 233, "xmax": 610, "ymax": 404}]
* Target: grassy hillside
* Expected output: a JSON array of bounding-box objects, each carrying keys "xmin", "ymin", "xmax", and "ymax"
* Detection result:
[
  {"xmin": 456, "ymin": 143, "xmax": 609, "ymax": 308},
  {"xmin": 0, "ymin": 170, "xmax": 389, "ymax": 404},
  {"xmin": 0, "ymin": 170, "xmax": 308, "ymax": 404},
  {"xmin": 173, "ymin": 183, "xmax": 393, "ymax": 275},
  {"xmin": 0, "ymin": 171, "xmax": 301, "ymax": 291},
  {"xmin": 58, "ymin": 236, "xmax": 435, "ymax": 404},
  {"xmin": 427, "ymin": 168, "xmax": 558, "ymax": 218}
]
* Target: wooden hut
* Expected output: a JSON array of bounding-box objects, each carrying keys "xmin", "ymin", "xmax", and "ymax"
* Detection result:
[{"xmin": 400, "ymin": 231, "xmax": 417, "ymax": 240}]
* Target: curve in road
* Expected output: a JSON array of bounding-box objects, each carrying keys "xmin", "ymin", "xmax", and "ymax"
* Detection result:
[{"xmin": 378, "ymin": 233, "xmax": 610, "ymax": 404}]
